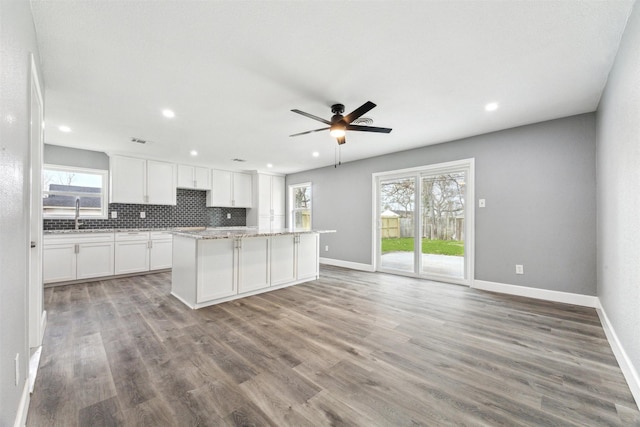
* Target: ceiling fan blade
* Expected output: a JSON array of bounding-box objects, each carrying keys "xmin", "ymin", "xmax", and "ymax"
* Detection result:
[
  {"xmin": 343, "ymin": 101, "xmax": 376, "ymax": 124},
  {"xmin": 337, "ymin": 136, "xmax": 346, "ymax": 145},
  {"xmin": 291, "ymin": 109, "xmax": 331, "ymax": 125},
  {"xmin": 346, "ymin": 124, "xmax": 392, "ymax": 134},
  {"xmin": 290, "ymin": 127, "xmax": 330, "ymax": 137}
]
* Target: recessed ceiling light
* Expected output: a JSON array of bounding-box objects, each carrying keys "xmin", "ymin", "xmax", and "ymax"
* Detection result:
[
  {"xmin": 59, "ymin": 125, "xmax": 71, "ymax": 132},
  {"xmin": 266, "ymin": 163, "xmax": 273, "ymax": 168},
  {"xmin": 162, "ymin": 109, "xmax": 175, "ymax": 118},
  {"xmin": 312, "ymin": 151, "xmax": 319, "ymax": 157},
  {"xmin": 485, "ymin": 102, "xmax": 499, "ymax": 112},
  {"xmin": 190, "ymin": 150, "xmax": 198, "ymax": 156}
]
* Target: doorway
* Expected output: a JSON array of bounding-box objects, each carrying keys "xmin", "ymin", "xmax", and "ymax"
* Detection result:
[{"xmin": 374, "ymin": 159, "xmax": 474, "ymax": 285}]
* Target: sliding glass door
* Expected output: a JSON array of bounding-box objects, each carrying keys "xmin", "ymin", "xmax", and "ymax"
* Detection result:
[
  {"xmin": 379, "ymin": 176, "xmax": 416, "ymax": 273},
  {"xmin": 375, "ymin": 159, "xmax": 473, "ymax": 285}
]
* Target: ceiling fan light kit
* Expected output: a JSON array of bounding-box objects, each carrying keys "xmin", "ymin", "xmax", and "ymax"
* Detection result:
[{"xmin": 290, "ymin": 101, "xmax": 392, "ymax": 145}]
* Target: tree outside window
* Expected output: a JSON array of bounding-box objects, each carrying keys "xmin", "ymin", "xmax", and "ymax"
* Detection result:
[{"xmin": 291, "ymin": 183, "xmax": 311, "ymax": 231}]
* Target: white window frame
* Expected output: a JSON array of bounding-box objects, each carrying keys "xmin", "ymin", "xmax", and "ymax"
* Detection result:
[
  {"xmin": 43, "ymin": 164, "xmax": 109, "ymax": 219},
  {"xmin": 289, "ymin": 182, "xmax": 312, "ymax": 231}
]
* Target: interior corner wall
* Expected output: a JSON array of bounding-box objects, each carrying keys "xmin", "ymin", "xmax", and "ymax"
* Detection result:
[
  {"xmin": 0, "ymin": 0, "xmax": 42, "ymax": 424},
  {"xmin": 596, "ymin": 1, "xmax": 640, "ymax": 400},
  {"xmin": 287, "ymin": 113, "xmax": 597, "ymax": 295}
]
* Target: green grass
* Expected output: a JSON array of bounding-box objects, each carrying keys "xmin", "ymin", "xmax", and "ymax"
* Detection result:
[{"xmin": 381, "ymin": 238, "xmax": 464, "ymax": 256}]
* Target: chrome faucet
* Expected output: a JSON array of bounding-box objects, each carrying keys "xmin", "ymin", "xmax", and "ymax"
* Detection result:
[{"xmin": 74, "ymin": 198, "xmax": 83, "ymax": 230}]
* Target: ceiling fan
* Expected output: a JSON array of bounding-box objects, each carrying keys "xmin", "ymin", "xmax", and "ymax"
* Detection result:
[{"xmin": 290, "ymin": 101, "xmax": 392, "ymax": 145}]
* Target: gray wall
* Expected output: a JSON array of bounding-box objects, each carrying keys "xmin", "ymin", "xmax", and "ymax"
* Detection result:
[
  {"xmin": 287, "ymin": 114, "xmax": 596, "ymax": 295},
  {"xmin": 44, "ymin": 143, "xmax": 109, "ymax": 169},
  {"xmin": 0, "ymin": 0, "xmax": 41, "ymax": 424},
  {"xmin": 596, "ymin": 2, "xmax": 640, "ymax": 397}
]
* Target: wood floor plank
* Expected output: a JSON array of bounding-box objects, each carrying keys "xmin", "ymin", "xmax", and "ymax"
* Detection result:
[{"xmin": 28, "ymin": 266, "xmax": 640, "ymax": 426}]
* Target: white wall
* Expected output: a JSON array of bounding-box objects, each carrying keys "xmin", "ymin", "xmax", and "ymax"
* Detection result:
[
  {"xmin": 287, "ymin": 114, "xmax": 597, "ymax": 296},
  {"xmin": 596, "ymin": 1, "xmax": 640, "ymax": 403},
  {"xmin": 0, "ymin": 0, "xmax": 42, "ymax": 424}
]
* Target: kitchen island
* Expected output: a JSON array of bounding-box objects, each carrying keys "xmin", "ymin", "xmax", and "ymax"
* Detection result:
[{"xmin": 170, "ymin": 228, "xmax": 325, "ymax": 309}]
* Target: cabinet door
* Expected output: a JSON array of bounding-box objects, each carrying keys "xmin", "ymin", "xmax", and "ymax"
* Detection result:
[
  {"xmin": 114, "ymin": 240, "xmax": 149, "ymax": 274},
  {"xmin": 238, "ymin": 237, "xmax": 269, "ymax": 293},
  {"xmin": 297, "ymin": 233, "xmax": 319, "ymax": 281},
  {"xmin": 110, "ymin": 155, "xmax": 146, "ymax": 204},
  {"xmin": 194, "ymin": 167, "xmax": 211, "ymax": 190},
  {"xmin": 209, "ymin": 169, "xmax": 233, "ymax": 207},
  {"xmin": 150, "ymin": 238, "xmax": 172, "ymax": 270},
  {"xmin": 257, "ymin": 174, "xmax": 272, "ymax": 216},
  {"xmin": 147, "ymin": 160, "xmax": 177, "ymax": 205},
  {"xmin": 197, "ymin": 238, "xmax": 236, "ymax": 302},
  {"xmin": 43, "ymin": 244, "xmax": 77, "ymax": 283},
  {"xmin": 272, "ymin": 215, "xmax": 285, "ymax": 231},
  {"xmin": 271, "ymin": 175, "xmax": 285, "ymax": 216},
  {"xmin": 177, "ymin": 164, "xmax": 195, "ymax": 189},
  {"xmin": 77, "ymin": 242, "xmax": 115, "ymax": 280},
  {"xmin": 270, "ymin": 235, "xmax": 296, "ymax": 286},
  {"xmin": 233, "ymin": 172, "xmax": 253, "ymax": 208}
]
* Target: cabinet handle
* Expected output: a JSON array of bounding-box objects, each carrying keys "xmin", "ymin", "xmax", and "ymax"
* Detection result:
[
  {"xmin": 74, "ymin": 243, "xmax": 79, "ymax": 254},
  {"xmin": 148, "ymin": 240, "xmax": 152, "ymax": 249},
  {"xmin": 194, "ymin": 179, "xmax": 197, "ymax": 187}
]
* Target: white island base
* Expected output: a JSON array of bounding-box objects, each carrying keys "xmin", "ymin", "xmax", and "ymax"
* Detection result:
[{"xmin": 171, "ymin": 231, "xmax": 319, "ymax": 309}]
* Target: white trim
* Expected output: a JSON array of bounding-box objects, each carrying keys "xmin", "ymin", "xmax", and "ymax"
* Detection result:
[
  {"xmin": 13, "ymin": 380, "xmax": 30, "ymax": 427},
  {"xmin": 596, "ymin": 302, "xmax": 640, "ymax": 409},
  {"xmin": 472, "ymin": 279, "xmax": 599, "ymax": 308},
  {"xmin": 320, "ymin": 257, "xmax": 375, "ymax": 272}
]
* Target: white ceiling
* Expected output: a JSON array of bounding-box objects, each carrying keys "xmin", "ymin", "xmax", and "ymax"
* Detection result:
[{"xmin": 30, "ymin": 0, "xmax": 634, "ymax": 174}]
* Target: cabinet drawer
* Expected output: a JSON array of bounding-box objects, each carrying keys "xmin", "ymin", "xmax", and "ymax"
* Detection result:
[
  {"xmin": 44, "ymin": 232, "xmax": 114, "ymax": 245},
  {"xmin": 150, "ymin": 231, "xmax": 173, "ymax": 240},
  {"xmin": 115, "ymin": 231, "xmax": 150, "ymax": 241}
]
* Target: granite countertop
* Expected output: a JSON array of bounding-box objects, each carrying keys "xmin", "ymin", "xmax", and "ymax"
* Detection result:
[
  {"xmin": 172, "ymin": 228, "xmax": 335, "ymax": 240},
  {"xmin": 44, "ymin": 227, "xmax": 203, "ymax": 235}
]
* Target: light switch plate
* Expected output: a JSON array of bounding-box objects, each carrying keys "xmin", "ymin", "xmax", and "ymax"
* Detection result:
[
  {"xmin": 479, "ymin": 199, "xmax": 486, "ymax": 208},
  {"xmin": 227, "ymin": 213, "xmax": 231, "ymax": 219},
  {"xmin": 111, "ymin": 211, "xmax": 117, "ymax": 219},
  {"xmin": 516, "ymin": 264, "xmax": 524, "ymax": 275},
  {"xmin": 140, "ymin": 212, "xmax": 146, "ymax": 219}
]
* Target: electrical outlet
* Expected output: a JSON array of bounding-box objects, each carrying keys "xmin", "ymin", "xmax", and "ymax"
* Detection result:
[
  {"xmin": 325, "ymin": 245, "xmax": 329, "ymax": 252},
  {"xmin": 516, "ymin": 264, "xmax": 524, "ymax": 275},
  {"xmin": 111, "ymin": 211, "xmax": 117, "ymax": 219},
  {"xmin": 140, "ymin": 212, "xmax": 146, "ymax": 219},
  {"xmin": 15, "ymin": 354, "xmax": 19, "ymax": 386},
  {"xmin": 227, "ymin": 213, "xmax": 231, "ymax": 219},
  {"xmin": 479, "ymin": 199, "xmax": 486, "ymax": 208}
]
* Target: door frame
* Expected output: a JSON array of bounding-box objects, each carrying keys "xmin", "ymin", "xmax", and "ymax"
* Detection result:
[
  {"xmin": 29, "ymin": 54, "xmax": 46, "ymax": 350},
  {"xmin": 372, "ymin": 158, "xmax": 475, "ymax": 286}
]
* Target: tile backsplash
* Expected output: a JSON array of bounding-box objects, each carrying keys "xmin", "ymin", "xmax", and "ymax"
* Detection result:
[{"xmin": 43, "ymin": 189, "xmax": 247, "ymax": 230}]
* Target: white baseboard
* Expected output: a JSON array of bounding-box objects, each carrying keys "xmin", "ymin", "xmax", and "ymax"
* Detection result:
[
  {"xmin": 14, "ymin": 380, "xmax": 30, "ymax": 427},
  {"xmin": 319, "ymin": 257, "xmax": 375, "ymax": 272},
  {"xmin": 472, "ymin": 279, "xmax": 599, "ymax": 308},
  {"xmin": 596, "ymin": 302, "xmax": 640, "ymax": 409}
]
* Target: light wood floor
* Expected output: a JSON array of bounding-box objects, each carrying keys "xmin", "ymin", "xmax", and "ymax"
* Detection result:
[{"xmin": 28, "ymin": 266, "xmax": 639, "ymax": 426}]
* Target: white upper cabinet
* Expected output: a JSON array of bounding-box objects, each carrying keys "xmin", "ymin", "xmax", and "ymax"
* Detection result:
[
  {"xmin": 247, "ymin": 173, "xmax": 285, "ymax": 230},
  {"xmin": 177, "ymin": 164, "xmax": 211, "ymax": 190},
  {"xmin": 110, "ymin": 156, "xmax": 146, "ymax": 204},
  {"xmin": 147, "ymin": 160, "xmax": 177, "ymax": 205},
  {"xmin": 110, "ymin": 155, "xmax": 176, "ymax": 205},
  {"xmin": 207, "ymin": 169, "xmax": 252, "ymax": 207}
]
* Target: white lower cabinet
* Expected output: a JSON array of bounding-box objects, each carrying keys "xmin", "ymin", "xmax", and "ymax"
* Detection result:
[
  {"xmin": 43, "ymin": 233, "xmax": 115, "ymax": 284},
  {"xmin": 270, "ymin": 235, "xmax": 296, "ymax": 286},
  {"xmin": 174, "ymin": 232, "xmax": 320, "ymax": 309},
  {"xmin": 238, "ymin": 237, "xmax": 270, "ymax": 293},
  {"xmin": 297, "ymin": 233, "xmax": 319, "ymax": 280},
  {"xmin": 197, "ymin": 238, "xmax": 236, "ymax": 302},
  {"xmin": 115, "ymin": 232, "xmax": 150, "ymax": 274},
  {"xmin": 115, "ymin": 231, "xmax": 173, "ymax": 274},
  {"xmin": 149, "ymin": 231, "xmax": 173, "ymax": 270}
]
